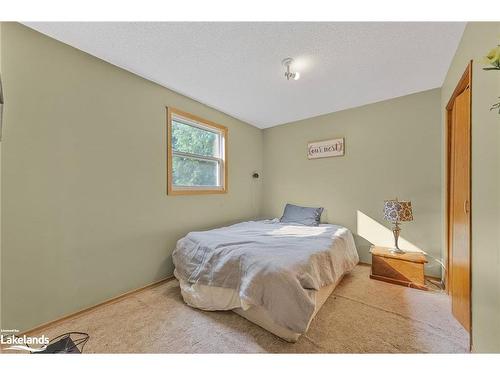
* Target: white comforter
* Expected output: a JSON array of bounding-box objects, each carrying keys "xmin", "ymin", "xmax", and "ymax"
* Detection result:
[{"xmin": 172, "ymin": 220, "xmax": 359, "ymax": 333}]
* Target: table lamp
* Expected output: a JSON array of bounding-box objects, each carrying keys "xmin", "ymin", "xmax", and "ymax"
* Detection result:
[{"xmin": 383, "ymin": 198, "xmax": 413, "ymax": 254}]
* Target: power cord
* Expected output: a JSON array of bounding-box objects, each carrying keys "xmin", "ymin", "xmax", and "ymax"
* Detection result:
[{"xmin": 424, "ymin": 253, "xmax": 446, "ymax": 290}]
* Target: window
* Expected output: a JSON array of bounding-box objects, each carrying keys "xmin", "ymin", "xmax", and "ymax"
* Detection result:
[{"xmin": 167, "ymin": 108, "xmax": 227, "ymax": 195}]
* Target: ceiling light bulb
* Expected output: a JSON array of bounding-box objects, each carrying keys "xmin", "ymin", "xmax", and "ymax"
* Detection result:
[{"xmin": 282, "ymin": 58, "xmax": 301, "ymax": 81}]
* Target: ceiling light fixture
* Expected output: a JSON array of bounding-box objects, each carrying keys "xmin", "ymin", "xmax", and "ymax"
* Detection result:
[{"xmin": 282, "ymin": 57, "xmax": 300, "ymax": 81}]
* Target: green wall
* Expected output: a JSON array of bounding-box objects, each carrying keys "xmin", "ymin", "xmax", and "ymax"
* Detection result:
[
  {"xmin": 262, "ymin": 89, "xmax": 443, "ymax": 276},
  {"xmin": 2, "ymin": 22, "xmax": 499, "ymax": 353},
  {"xmin": 0, "ymin": 22, "xmax": 3, "ymax": 331},
  {"xmin": 0, "ymin": 23, "xmax": 263, "ymax": 332},
  {"xmin": 441, "ymin": 22, "xmax": 500, "ymax": 353}
]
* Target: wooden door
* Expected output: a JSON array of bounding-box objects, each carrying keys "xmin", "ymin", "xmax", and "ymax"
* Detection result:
[{"xmin": 447, "ymin": 64, "xmax": 471, "ymax": 334}]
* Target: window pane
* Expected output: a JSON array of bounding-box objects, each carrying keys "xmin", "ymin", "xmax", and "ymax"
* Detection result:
[
  {"xmin": 172, "ymin": 155, "xmax": 219, "ymax": 187},
  {"xmin": 172, "ymin": 119, "xmax": 219, "ymax": 157}
]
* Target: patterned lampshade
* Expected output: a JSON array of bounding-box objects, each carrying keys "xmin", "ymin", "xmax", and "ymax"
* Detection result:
[{"xmin": 383, "ymin": 199, "xmax": 413, "ymax": 222}]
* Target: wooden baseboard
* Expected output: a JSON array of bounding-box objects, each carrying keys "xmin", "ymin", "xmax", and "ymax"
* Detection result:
[
  {"xmin": 370, "ymin": 273, "xmax": 428, "ymax": 291},
  {"xmin": 22, "ymin": 275, "xmax": 175, "ymax": 336}
]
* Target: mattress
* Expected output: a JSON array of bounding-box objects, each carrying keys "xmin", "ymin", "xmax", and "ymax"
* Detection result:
[
  {"xmin": 174, "ymin": 220, "xmax": 359, "ymax": 341},
  {"xmin": 178, "ymin": 265, "xmax": 345, "ymax": 342},
  {"xmin": 234, "ymin": 279, "xmax": 340, "ymax": 342}
]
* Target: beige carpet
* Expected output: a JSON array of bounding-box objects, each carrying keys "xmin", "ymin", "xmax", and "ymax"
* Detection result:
[{"xmin": 24, "ymin": 265, "xmax": 469, "ymax": 353}]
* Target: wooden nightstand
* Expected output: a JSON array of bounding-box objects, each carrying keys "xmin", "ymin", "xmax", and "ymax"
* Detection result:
[{"xmin": 369, "ymin": 246, "xmax": 428, "ymax": 290}]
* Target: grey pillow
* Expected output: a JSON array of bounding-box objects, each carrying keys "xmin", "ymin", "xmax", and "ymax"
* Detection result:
[{"xmin": 280, "ymin": 203, "xmax": 324, "ymax": 226}]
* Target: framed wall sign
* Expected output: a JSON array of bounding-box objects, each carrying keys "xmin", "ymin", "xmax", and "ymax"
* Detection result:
[{"xmin": 307, "ymin": 138, "xmax": 345, "ymax": 159}]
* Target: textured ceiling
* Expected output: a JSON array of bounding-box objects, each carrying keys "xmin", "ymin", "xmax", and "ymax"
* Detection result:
[{"xmin": 24, "ymin": 22, "xmax": 465, "ymax": 128}]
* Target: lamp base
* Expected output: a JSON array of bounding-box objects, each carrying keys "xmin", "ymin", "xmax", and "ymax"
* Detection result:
[
  {"xmin": 391, "ymin": 222, "xmax": 404, "ymax": 254},
  {"xmin": 390, "ymin": 247, "xmax": 406, "ymax": 254}
]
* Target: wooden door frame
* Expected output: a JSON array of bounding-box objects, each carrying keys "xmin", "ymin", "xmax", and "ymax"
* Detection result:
[{"xmin": 445, "ymin": 60, "xmax": 472, "ymax": 347}]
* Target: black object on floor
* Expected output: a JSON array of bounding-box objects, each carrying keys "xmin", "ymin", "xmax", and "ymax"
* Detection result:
[{"xmin": 34, "ymin": 332, "xmax": 89, "ymax": 354}]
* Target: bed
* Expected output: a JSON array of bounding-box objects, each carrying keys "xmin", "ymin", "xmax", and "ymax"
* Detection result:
[{"xmin": 172, "ymin": 219, "xmax": 359, "ymax": 342}]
